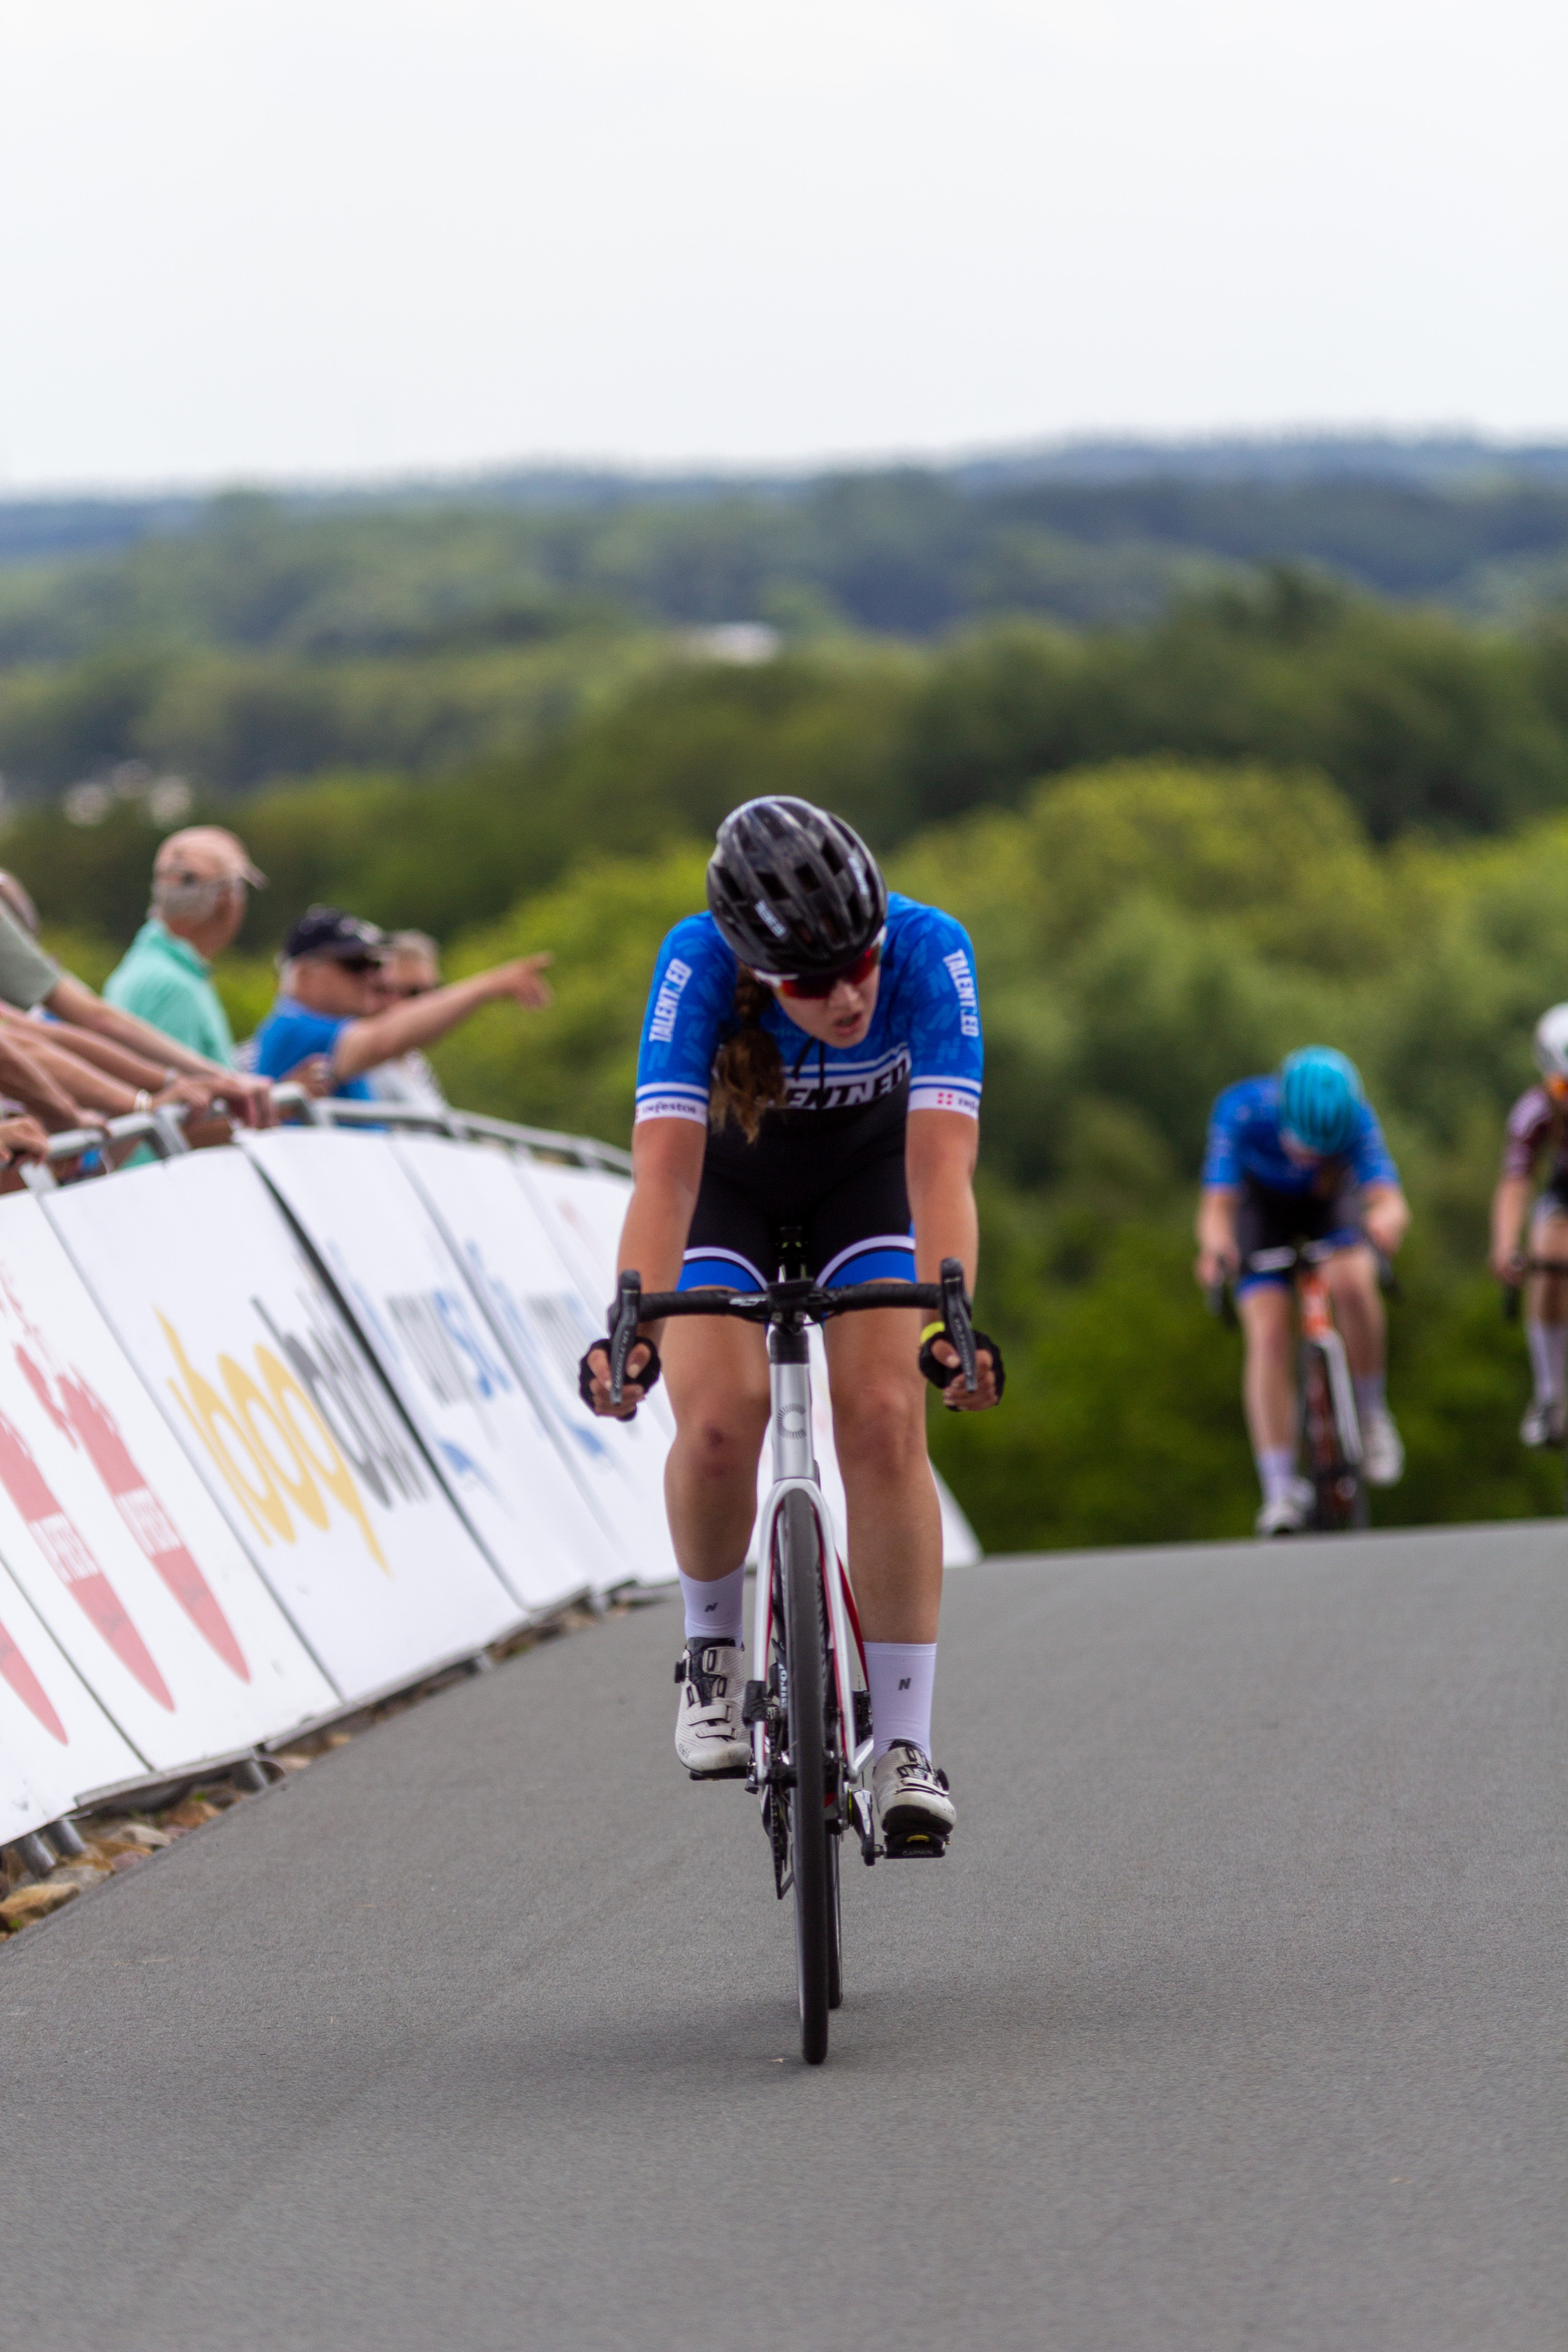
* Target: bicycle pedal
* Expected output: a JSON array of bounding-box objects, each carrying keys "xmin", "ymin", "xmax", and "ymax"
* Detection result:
[
  {"xmin": 688, "ymin": 1765, "xmax": 750, "ymax": 1782},
  {"xmin": 883, "ymin": 1829, "xmax": 948, "ymax": 1859}
]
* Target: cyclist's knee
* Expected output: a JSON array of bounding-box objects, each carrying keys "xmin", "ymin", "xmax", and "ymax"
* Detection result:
[{"xmin": 832, "ymin": 1377, "xmax": 927, "ymax": 1475}]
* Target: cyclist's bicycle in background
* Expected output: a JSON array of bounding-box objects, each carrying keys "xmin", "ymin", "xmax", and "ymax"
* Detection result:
[
  {"xmin": 1210, "ymin": 1240, "xmax": 1396, "ymax": 1534},
  {"xmin": 608, "ymin": 1254, "xmax": 978, "ymax": 2066}
]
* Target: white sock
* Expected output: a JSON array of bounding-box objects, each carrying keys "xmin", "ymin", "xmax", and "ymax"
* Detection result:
[
  {"xmin": 865, "ymin": 1642, "xmax": 936, "ymax": 1760},
  {"xmin": 1352, "ymin": 1373, "xmax": 1387, "ymax": 1424},
  {"xmin": 679, "ymin": 1564, "xmax": 746, "ymax": 1648},
  {"xmin": 1526, "ymin": 1319, "xmax": 1568, "ymax": 1405},
  {"xmin": 1255, "ymin": 1445, "xmax": 1298, "ymax": 1507}
]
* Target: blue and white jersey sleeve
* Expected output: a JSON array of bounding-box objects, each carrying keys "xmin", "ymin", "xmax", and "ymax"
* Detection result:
[
  {"xmin": 890, "ymin": 902, "xmax": 984, "ymax": 1119},
  {"xmin": 1347, "ymin": 1101, "xmax": 1400, "ymax": 1190},
  {"xmin": 633, "ymin": 915, "xmax": 736, "ymax": 1126}
]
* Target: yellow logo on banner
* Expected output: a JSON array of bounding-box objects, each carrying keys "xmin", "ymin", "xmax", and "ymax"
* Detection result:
[{"xmin": 159, "ymin": 1315, "xmax": 387, "ymax": 1571}]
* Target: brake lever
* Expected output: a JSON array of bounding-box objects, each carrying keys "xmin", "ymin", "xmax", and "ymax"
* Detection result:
[
  {"xmin": 938, "ymin": 1256, "xmax": 978, "ymax": 1394},
  {"xmin": 608, "ymin": 1269, "xmax": 642, "ymax": 1406}
]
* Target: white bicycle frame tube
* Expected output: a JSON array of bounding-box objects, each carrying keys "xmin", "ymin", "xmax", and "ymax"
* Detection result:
[
  {"xmin": 750, "ymin": 1343, "xmax": 872, "ymax": 1786},
  {"xmin": 1315, "ymin": 1327, "xmax": 1364, "ymax": 1466}
]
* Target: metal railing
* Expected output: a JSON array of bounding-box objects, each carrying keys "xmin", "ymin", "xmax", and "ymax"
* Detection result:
[{"xmin": 18, "ymin": 1083, "xmax": 632, "ymax": 1191}]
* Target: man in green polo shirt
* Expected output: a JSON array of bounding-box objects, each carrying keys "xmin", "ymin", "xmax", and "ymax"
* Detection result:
[{"xmin": 105, "ymin": 826, "xmax": 266, "ymax": 1065}]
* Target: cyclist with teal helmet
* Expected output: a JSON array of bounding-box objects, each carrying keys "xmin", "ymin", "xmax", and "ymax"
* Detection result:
[{"xmin": 1196, "ymin": 1046, "xmax": 1409, "ymax": 1534}]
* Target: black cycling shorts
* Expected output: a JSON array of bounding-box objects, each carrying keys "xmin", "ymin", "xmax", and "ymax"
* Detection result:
[
  {"xmin": 680, "ymin": 1092, "xmax": 915, "ymax": 1294},
  {"xmin": 1234, "ymin": 1175, "xmax": 1364, "ymax": 1294}
]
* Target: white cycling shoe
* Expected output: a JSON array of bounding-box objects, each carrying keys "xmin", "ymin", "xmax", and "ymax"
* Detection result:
[
  {"xmin": 1255, "ymin": 1478, "xmax": 1315, "ymax": 1537},
  {"xmin": 1520, "ymin": 1396, "xmax": 1566, "ymax": 1448},
  {"xmin": 872, "ymin": 1742, "xmax": 956, "ymax": 1848},
  {"xmin": 1360, "ymin": 1406, "xmax": 1406, "ymax": 1487},
  {"xmin": 673, "ymin": 1642, "xmax": 750, "ymax": 1778}
]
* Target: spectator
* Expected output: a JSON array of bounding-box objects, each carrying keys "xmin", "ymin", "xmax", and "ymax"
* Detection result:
[
  {"xmin": 253, "ymin": 906, "xmax": 553, "ymax": 1102},
  {"xmin": 104, "ymin": 826, "xmax": 265, "ymax": 1069},
  {"xmin": 0, "ymin": 872, "xmax": 42, "ymax": 941},
  {"xmin": 366, "ymin": 932, "xmax": 449, "ymax": 1114},
  {"xmin": 0, "ymin": 887, "xmax": 271, "ymax": 1126}
]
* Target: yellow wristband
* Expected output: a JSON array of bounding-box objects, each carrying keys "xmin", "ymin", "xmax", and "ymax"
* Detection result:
[{"xmin": 919, "ymin": 1320, "xmax": 946, "ymax": 1346}]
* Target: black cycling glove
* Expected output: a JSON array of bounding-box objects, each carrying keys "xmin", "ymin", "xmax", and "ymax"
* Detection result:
[
  {"xmin": 918, "ymin": 1326, "xmax": 1004, "ymax": 1402},
  {"xmin": 578, "ymin": 1335, "xmax": 662, "ymax": 1412}
]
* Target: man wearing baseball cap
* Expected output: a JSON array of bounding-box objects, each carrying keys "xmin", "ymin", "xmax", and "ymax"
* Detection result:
[
  {"xmin": 105, "ymin": 825, "xmax": 267, "ymax": 1067},
  {"xmin": 253, "ymin": 906, "xmax": 553, "ymax": 1101}
]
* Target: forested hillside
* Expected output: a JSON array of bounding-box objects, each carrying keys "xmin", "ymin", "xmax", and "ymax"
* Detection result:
[{"xmin": 6, "ymin": 454, "xmax": 1568, "ymax": 1551}]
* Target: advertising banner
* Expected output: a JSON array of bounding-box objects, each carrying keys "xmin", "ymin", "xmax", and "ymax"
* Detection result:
[
  {"xmin": 0, "ymin": 1195, "xmax": 338, "ymax": 1767},
  {"xmin": 242, "ymin": 1132, "xmax": 615, "ymax": 1611},
  {"xmin": 0, "ymin": 1561, "xmax": 143, "ymax": 1839},
  {"xmin": 511, "ymin": 1158, "xmax": 678, "ymax": 1442},
  {"xmin": 396, "ymin": 1136, "xmax": 677, "ymax": 1587},
  {"xmin": 48, "ymin": 1152, "xmax": 518, "ymax": 1701},
  {"xmin": 514, "ymin": 1154, "xmax": 979, "ymax": 1567}
]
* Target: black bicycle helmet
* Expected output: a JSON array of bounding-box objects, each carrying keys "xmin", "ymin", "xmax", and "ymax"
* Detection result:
[{"xmin": 706, "ymin": 797, "xmax": 887, "ymax": 979}]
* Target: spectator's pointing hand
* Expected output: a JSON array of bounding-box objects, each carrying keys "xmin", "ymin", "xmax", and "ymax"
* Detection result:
[{"xmin": 493, "ymin": 954, "xmax": 554, "ymax": 1010}]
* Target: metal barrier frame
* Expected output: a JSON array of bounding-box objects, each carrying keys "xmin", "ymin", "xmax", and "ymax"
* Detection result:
[{"xmin": 18, "ymin": 1083, "xmax": 632, "ymax": 1191}]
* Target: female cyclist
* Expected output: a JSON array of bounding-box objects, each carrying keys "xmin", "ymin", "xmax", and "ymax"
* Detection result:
[{"xmin": 580, "ymin": 797, "xmax": 1003, "ymax": 1847}]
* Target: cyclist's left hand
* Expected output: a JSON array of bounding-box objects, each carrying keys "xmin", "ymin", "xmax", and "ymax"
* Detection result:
[
  {"xmin": 1363, "ymin": 1203, "xmax": 1406, "ymax": 1259},
  {"xmin": 925, "ymin": 1333, "xmax": 1004, "ymax": 1410}
]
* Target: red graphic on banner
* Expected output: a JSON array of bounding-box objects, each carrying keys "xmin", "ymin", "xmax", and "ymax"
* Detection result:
[
  {"xmin": 27, "ymin": 1355, "xmax": 250, "ymax": 1684},
  {"xmin": 0, "ymin": 1608, "xmax": 66, "ymax": 1742},
  {"xmin": 0, "ymin": 1408, "xmax": 172, "ymax": 1710}
]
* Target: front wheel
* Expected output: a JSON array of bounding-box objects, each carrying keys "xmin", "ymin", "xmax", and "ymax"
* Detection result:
[
  {"xmin": 1299, "ymin": 1341, "xmax": 1364, "ymax": 1530},
  {"xmin": 779, "ymin": 1489, "xmax": 831, "ymax": 2064}
]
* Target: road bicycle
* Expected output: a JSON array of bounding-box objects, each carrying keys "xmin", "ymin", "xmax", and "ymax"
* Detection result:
[
  {"xmin": 607, "ymin": 1250, "xmax": 978, "ymax": 2066},
  {"xmin": 1209, "ymin": 1240, "xmax": 1395, "ymax": 1534}
]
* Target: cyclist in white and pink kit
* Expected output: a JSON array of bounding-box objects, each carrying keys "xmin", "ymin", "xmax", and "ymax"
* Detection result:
[
  {"xmin": 1491, "ymin": 1003, "xmax": 1568, "ymax": 1446},
  {"xmin": 579, "ymin": 798, "xmax": 1003, "ymax": 1848}
]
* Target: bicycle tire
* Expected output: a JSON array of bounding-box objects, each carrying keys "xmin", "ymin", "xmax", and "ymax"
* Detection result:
[
  {"xmin": 779, "ymin": 1489, "xmax": 831, "ymax": 2065},
  {"xmin": 827, "ymin": 1820, "xmax": 843, "ymax": 2011},
  {"xmin": 1300, "ymin": 1342, "xmax": 1361, "ymax": 1531}
]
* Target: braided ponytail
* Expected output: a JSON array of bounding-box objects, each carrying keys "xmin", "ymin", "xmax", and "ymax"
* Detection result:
[{"xmin": 709, "ymin": 969, "xmax": 786, "ymax": 1142}]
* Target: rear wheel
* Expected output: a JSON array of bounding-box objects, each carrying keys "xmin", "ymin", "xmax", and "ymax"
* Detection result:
[{"xmin": 779, "ymin": 1490, "xmax": 831, "ymax": 2064}]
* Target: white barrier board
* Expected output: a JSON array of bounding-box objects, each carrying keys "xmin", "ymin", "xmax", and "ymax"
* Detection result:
[
  {"xmin": 48, "ymin": 1153, "xmax": 517, "ymax": 1700},
  {"xmin": 514, "ymin": 1154, "xmax": 979, "ymax": 1568},
  {"xmin": 396, "ymin": 1137, "xmax": 678, "ymax": 1587},
  {"xmin": 0, "ymin": 1195, "xmax": 337, "ymax": 1766},
  {"xmin": 243, "ymin": 1132, "xmax": 614, "ymax": 1611},
  {"xmin": 0, "ymin": 1561, "xmax": 143, "ymax": 1838}
]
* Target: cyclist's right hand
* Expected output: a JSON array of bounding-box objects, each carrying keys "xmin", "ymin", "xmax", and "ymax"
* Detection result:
[
  {"xmin": 1195, "ymin": 1245, "xmax": 1238, "ymax": 1290},
  {"xmin": 1491, "ymin": 1241, "xmax": 1527, "ymax": 1285},
  {"xmin": 578, "ymin": 1338, "xmax": 661, "ymax": 1419}
]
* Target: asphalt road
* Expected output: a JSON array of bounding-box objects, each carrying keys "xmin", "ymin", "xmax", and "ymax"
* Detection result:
[{"xmin": 3, "ymin": 1523, "xmax": 1564, "ymax": 2352}]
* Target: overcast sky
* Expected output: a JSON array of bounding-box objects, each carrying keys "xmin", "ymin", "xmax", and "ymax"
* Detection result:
[{"xmin": 0, "ymin": 0, "xmax": 1562, "ymax": 489}]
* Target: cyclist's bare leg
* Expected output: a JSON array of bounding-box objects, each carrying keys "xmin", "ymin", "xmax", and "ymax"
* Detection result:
[
  {"xmin": 662, "ymin": 1316, "xmax": 770, "ymax": 1582},
  {"xmin": 1238, "ymin": 1281, "xmax": 1297, "ymax": 1453},
  {"xmin": 1526, "ymin": 1210, "xmax": 1568, "ymax": 1328},
  {"xmin": 823, "ymin": 1308, "xmax": 940, "ymax": 1643},
  {"xmin": 1324, "ymin": 1243, "xmax": 1385, "ymax": 1377}
]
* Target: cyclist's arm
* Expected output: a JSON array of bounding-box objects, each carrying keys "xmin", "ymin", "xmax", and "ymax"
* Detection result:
[
  {"xmin": 1195, "ymin": 1184, "xmax": 1240, "ymax": 1287},
  {"xmin": 906, "ymin": 1108, "xmax": 999, "ymax": 1412},
  {"xmin": 1361, "ymin": 1181, "xmax": 1408, "ymax": 1259},
  {"xmin": 581, "ymin": 1116, "xmax": 705, "ymax": 1417},
  {"xmin": 1490, "ymin": 1172, "xmax": 1534, "ymax": 1281}
]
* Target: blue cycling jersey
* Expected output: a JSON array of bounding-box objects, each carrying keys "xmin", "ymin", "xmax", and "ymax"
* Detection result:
[
  {"xmin": 1201, "ymin": 1074, "xmax": 1399, "ymax": 1195},
  {"xmin": 634, "ymin": 893, "xmax": 983, "ymax": 1126}
]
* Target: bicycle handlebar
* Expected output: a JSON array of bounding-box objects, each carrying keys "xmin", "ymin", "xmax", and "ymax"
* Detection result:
[
  {"xmin": 607, "ymin": 1258, "xmax": 979, "ymax": 1404},
  {"xmin": 1499, "ymin": 1255, "xmax": 1568, "ymax": 1320}
]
